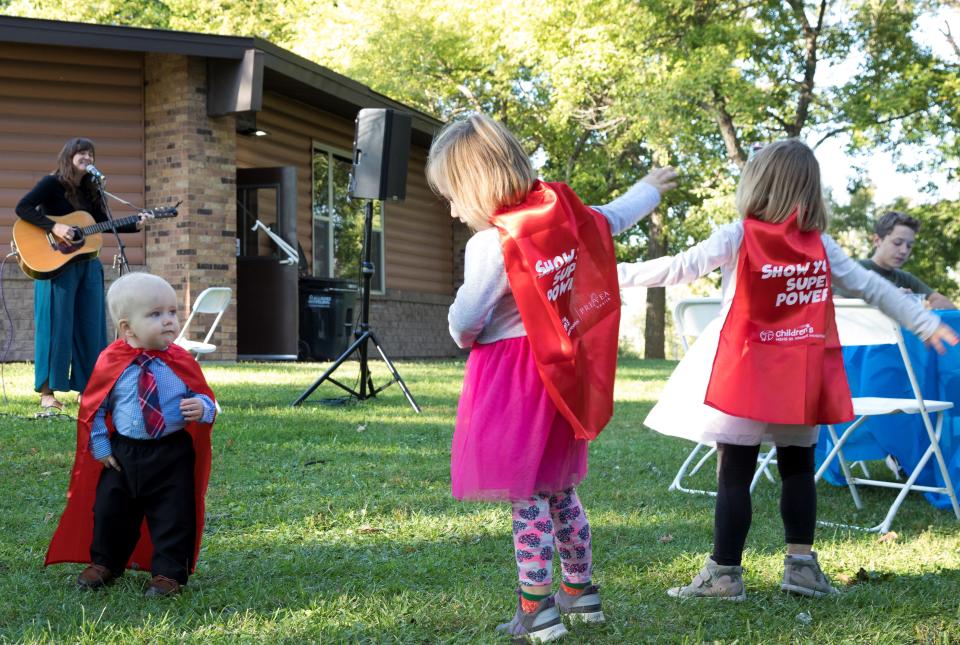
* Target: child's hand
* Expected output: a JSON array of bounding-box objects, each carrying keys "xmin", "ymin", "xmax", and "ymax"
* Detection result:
[
  {"xmin": 641, "ymin": 167, "xmax": 679, "ymax": 196},
  {"xmin": 180, "ymin": 397, "xmax": 205, "ymax": 422},
  {"xmin": 98, "ymin": 455, "xmax": 121, "ymax": 471},
  {"xmin": 927, "ymin": 324, "xmax": 959, "ymax": 355}
]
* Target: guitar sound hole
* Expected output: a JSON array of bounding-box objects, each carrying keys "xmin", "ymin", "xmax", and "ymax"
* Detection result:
[{"xmin": 51, "ymin": 228, "xmax": 85, "ymax": 254}]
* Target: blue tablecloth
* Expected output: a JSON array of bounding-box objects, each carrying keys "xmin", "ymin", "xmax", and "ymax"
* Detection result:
[{"xmin": 815, "ymin": 311, "xmax": 960, "ymax": 509}]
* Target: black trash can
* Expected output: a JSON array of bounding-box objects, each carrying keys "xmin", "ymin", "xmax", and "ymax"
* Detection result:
[{"xmin": 299, "ymin": 278, "xmax": 358, "ymax": 361}]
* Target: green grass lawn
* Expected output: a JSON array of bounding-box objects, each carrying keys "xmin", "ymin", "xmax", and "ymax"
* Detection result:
[{"xmin": 2, "ymin": 358, "xmax": 960, "ymax": 643}]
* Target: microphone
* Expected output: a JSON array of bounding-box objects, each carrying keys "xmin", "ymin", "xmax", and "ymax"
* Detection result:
[{"xmin": 86, "ymin": 165, "xmax": 105, "ymax": 181}]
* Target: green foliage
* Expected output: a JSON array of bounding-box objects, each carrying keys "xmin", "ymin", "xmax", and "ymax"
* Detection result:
[{"xmin": 5, "ymin": 0, "xmax": 958, "ymax": 340}]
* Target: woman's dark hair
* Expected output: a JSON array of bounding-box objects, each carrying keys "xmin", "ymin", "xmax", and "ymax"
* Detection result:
[{"xmin": 54, "ymin": 137, "xmax": 96, "ymax": 208}]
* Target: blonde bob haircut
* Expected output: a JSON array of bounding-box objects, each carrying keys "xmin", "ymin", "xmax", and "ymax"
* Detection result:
[
  {"xmin": 735, "ymin": 138, "xmax": 829, "ymax": 232},
  {"xmin": 426, "ymin": 113, "xmax": 536, "ymax": 231}
]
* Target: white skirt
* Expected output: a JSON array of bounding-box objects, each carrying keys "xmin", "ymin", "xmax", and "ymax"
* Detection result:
[{"xmin": 644, "ymin": 317, "xmax": 818, "ymax": 447}]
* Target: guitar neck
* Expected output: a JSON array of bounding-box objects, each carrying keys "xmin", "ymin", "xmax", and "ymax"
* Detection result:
[{"xmin": 79, "ymin": 215, "xmax": 141, "ymax": 235}]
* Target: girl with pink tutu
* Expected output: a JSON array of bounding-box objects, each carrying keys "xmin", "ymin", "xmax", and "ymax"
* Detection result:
[{"xmin": 426, "ymin": 113, "xmax": 676, "ymax": 641}]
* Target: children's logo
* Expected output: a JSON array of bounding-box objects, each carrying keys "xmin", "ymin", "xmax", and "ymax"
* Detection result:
[{"xmin": 758, "ymin": 324, "xmax": 822, "ymax": 343}]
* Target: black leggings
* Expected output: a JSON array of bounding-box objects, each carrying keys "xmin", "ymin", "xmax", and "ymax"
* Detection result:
[{"xmin": 712, "ymin": 443, "xmax": 816, "ymax": 567}]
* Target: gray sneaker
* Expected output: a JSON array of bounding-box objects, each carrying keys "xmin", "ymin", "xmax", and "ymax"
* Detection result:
[
  {"xmin": 553, "ymin": 584, "xmax": 605, "ymax": 624},
  {"xmin": 781, "ymin": 552, "xmax": 839, "ymax": 597},
  {"xmin": 495, "ymin": 589, "xmax": 569, "ymax": 642},
  {"xmin": 667, "ymin": 556, "xmax": 746, "ymax": 601}
]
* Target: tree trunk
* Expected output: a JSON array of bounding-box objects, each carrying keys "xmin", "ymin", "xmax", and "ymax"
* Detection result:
[{"xmin": 643, "ymin": 208, "xmax": 666, "ymax": 359}]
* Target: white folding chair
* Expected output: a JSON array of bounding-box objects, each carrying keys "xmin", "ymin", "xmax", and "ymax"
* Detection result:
[
  {"xmin": 175, "ymin": 287, "xmax": 232, "ymax": 359},
  {"xmin": 667, "ymin": 297, "xmax": 778, "ymax": 495},
  {"xmin": 816, "ymin": 299, "xmax": 960, "ymax": 533}
]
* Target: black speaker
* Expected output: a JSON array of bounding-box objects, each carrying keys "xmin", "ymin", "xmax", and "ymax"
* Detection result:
[{"xmin": 348, "ymin": 108, "xmax": 412, "ymax": 201}]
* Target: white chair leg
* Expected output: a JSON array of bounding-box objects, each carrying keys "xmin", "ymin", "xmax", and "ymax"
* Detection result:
[
  {"xmin": 669, "ymin": 443, "xmax": 718, "ymax": 496},
  {"xmin": 856, "ymin": 461, "xmax": 872, "ymax": 478},
  {"xmin": 750, "ymin": 446, "xmax": 777, "ymax": 493},
  {"xmin": 928, "ymin": 412, "xmax": 960, "ymax": 521},
  {"xmin": 690, "ymin": 445, "xmax": 717, "ymax": 476},
  {"xmin": 820, "ymin": 422, "xmax": 864, "ymax": 510},
  {"xmin": 874, "ymin": 441, "xmax": 940, "ymax": 534}
]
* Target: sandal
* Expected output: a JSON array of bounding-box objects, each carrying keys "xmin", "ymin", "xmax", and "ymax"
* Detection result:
[{"xmin": 40, "ymin": 393, "xmax": 64, "ymax": 411}]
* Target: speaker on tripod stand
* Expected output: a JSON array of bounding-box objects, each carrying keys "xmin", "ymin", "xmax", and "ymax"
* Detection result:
[{"xmin": 292, "ymin": 108, "xmax": 421, "ymax": 412}]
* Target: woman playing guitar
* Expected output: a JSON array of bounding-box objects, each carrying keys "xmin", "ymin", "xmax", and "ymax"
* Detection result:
[{"xmin": 15, "ymin": 138, "xmax": 152, "ymax": 411}]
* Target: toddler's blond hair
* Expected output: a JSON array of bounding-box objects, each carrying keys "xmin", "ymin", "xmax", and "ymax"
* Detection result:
[
  {"xmin": 426, "ymin": 113, "xmax": 536, "ymax": 231},
  {"xmin": 735, "ymin": 139, "xmax": 829, "ymax": 232},
  {"xmin": 107, "ymin": 272, "xmax": 176, "ymax": 328}
]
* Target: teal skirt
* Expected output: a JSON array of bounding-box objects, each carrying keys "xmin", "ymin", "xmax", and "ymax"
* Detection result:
[{"xmin": 34, "ymin": 260, "xmax": 108, "ymax": 393}]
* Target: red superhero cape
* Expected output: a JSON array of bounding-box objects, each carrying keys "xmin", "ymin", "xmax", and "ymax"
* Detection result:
[
  {"xmin": 704, "ymin": 214, "xmax": 854, "ymax": 425},
  {"xmin": 492, "ymin": 180, "xmax": 621, "ymax": 441},
  {"xmin": 45, "ymin": 339, "xmax": 216, "ymax": 571}
]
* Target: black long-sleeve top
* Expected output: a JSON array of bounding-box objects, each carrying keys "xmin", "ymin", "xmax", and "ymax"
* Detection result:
[{"xmin": 15, "ymin": 174, "xmax": 138, "ymax": 233}]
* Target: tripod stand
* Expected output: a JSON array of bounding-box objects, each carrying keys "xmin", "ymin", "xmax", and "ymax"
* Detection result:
[{"xmin": 292, "ymin": 200, "xmax": 421, "ymax": 412}]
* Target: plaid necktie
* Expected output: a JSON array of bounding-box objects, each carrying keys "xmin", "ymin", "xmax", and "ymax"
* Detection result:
[{"xmin": 133, "ymin": 353, "xmax": 166, "ymax": 438}]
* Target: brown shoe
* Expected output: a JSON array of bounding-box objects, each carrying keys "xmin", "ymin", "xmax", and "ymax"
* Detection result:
[
  {"xmin": 76, "ymin": 564, "xmax": 115, "ymax": 590},
  {"xmin": 144, "ymin": 575, "xmax": 182, "ymax": 597}
]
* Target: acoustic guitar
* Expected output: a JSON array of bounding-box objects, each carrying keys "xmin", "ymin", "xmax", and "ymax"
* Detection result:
[{"xmin": 12, "ymin": 207, "xmax": 178, "ymax": 280}]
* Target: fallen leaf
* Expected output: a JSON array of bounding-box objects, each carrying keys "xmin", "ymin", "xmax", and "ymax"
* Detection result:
[
  {"xmin": 358, "ymin": 524, "xmax": 384, "ymax": 533},
  {"xmin": 658, "ymin": 533, "xmax": 674, "ymax": 543},
  {"xmin": 836, "ymin": 573, "xmax": 852, "ymax": 585},
  {"xmin": 878, "ymin": 531, "xmax": 899, "ymax": 543},
  {"xmin": 356, "ymin": 424, "xmax": 367, "ymax": 433},
  {"xmin": 44, "ymin": 512, "xmax": 54, "ymax": 523},
  {"xmin": 796, "ymin": 611, "xmax": 812, "ymax": 625}
]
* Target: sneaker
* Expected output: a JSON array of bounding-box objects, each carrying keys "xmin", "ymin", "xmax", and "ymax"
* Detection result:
[
  {"xmin": 667, "ymin": 556, "xmax": 746, "ymax": 601},
  {"xmin": 553, "ymin": 584, "xmax": 605, "ymax": 624},
  {"xmin": 781, "ymin": 552, "xmax": 839, "ymax": 597},
  {"xmin": 495, "ymin": 588, "xmax": 569, "ymax": 642}
]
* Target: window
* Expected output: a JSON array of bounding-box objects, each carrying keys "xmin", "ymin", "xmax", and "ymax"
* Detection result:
[{"xmin": 312, "ymin": 144, "xmax": 384, "ymax": 292}]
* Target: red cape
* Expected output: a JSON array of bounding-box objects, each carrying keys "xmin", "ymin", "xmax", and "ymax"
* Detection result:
[
  {"xmin": 705, "ymin": 214, "xmax": 854, "ymax": 425},
  {"xmin": 45, "ymin": 340, "xmax": 215, "ymax": 571},
  {"xmin": 493, "ymin": 181, "xmax": 621, "ymax": 441}
]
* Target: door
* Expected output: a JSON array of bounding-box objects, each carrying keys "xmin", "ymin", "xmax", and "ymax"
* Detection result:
[{"xmin": 236, "ymin": 166, "xmax": 298, "ymax": 360}]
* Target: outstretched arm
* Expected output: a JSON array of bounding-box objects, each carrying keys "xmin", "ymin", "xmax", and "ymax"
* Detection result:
[
  {"xmin": 619, "ymin": 221, "xmax": 742, "ymax": 289},
  {"xmin": 593, "ymin": 167, "xmax": 679, "ymax": 235}
]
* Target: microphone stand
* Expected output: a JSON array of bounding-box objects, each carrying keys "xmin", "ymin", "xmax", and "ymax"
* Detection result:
[{"xmin": 90, "ymin": 173, "xmax": 130, "ymax": 276}]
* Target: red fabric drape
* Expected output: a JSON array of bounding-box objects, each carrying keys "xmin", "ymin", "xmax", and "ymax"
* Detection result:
[
  {"xmin": 493, "ymin": 181, "xmax": 621, "ymax": 440},
  {"xmin": 705, "ymin": 214, "xmax": 853, "ymax": 425}
]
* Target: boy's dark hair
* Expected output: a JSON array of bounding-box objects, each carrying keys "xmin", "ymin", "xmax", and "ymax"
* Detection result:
[{"xmin": 874, "ymin": 211, "xmax": 920, "ymax": 239}]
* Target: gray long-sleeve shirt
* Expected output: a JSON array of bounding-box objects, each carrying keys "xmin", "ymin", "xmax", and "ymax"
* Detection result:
[{"xmin": 448, "ymin": 181, "xmax": 662, "ymax": 348}]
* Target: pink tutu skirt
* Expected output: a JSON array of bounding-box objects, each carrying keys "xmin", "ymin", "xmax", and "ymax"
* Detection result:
[{"xmin": 451, "ymin": 335, "xmax": 589, "ymax": 501}]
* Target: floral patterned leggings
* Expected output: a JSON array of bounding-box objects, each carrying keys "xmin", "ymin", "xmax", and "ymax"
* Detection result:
[{"xmin": 511, "ymin": 487, "xmax": 592, "ymax": 588}]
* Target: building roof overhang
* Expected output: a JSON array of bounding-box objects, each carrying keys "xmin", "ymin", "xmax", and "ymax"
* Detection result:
[{"xmin": 0, "ymin": 15, "xmax": 441, "ymax": 146}]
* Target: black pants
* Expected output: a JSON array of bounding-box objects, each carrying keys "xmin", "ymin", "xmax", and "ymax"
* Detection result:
[
  {"xmin": 91, "ymin": 431, "xmax": 196, "ymax": 584},
  {"xmin": 712, "ymin": 443, "xmax": 817, "ymax": 567}
]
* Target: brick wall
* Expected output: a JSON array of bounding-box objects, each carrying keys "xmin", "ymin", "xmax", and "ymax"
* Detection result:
[
  {"xmin": 144, "ymin": 54, "xmax": 237, "ymax": 359},
  {"xmin": 368, "ymin": 289, "xmax": 459, "ymax": 358}
]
